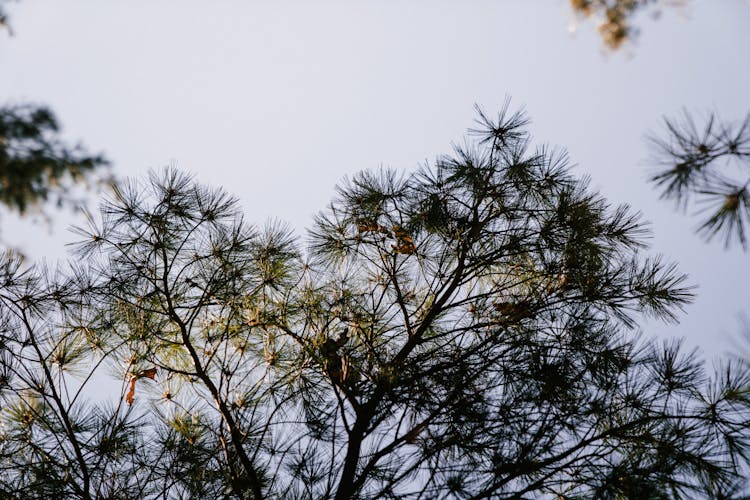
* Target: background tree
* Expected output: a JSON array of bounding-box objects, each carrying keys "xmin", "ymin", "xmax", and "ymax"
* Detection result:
[
  {"xmin": 0, "ymin": 0, "xmax": 12, "ymax": 35},
  {"xmin": 1, "ymin": 108, "xmax": 749, "ymax": 498},
  {"xmin": 1, "ymin": 1, "xmax": 110, "ymax": 242},
  {"xmin": 569, "ymin": 0, "xmax": 688, "ymax": 50},
  {"xmin": 0, "ymin": 104, "xmax": 110, "ymax": 218}
]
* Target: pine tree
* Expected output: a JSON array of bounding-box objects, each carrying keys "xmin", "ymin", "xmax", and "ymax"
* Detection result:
[
  {"xmin": 1, "ymin": 107, "xmax": 748, "ymax": 499},
  {"xmin": 0, "ymin": 104, "xmax": 110, "ymax": 219},
  {"xmin": 649, "ymin": 110, "xmax": 750, "ymax": 250},
  {"xmin": 1, "ymin": 3, "xmax": 110, "ymax": 230}
]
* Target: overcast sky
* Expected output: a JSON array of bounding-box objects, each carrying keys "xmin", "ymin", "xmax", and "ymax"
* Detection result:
[{"xmin": 2, "ymin": 0, "xmax": 749, "ymax": 357}]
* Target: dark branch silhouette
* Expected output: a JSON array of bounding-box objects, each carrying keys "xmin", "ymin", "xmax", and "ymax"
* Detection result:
[{"xmin": 0, "ymin": 107, "xmax": 748, "ymax": 498}]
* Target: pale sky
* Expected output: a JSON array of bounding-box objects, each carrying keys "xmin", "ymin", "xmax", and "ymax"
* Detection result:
[{"xmin": 2, "ymin": 0, "xmax": 750, "ymax": 357}]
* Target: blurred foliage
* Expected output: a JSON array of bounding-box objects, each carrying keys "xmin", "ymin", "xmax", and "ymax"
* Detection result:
[
  {"xmin": 0, "ymin": 107, "xmax": 748, "ymax": 499},
  {"xmin": 1, "ymin": 1, "xmax": 110, "ymax": 240},
  {"xmin": 0, "ymin": 0, "xmax": 12, "ymax": 35},
  {"xmin": 570, "ymin": 0, "xmax": 687, "ymax": 50},
  {"xmin": 0, "ymin": 104, "xmax": 110, "ymax": 219}
]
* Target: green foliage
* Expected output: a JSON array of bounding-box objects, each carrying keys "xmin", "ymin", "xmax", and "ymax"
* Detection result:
[
  {"xmin": 0, "ymin": 104, "xmax": 110, "ymax": 217},
  {"xmin": 1, "ymin": 108, "xmax": 748, "ymax": 499}
]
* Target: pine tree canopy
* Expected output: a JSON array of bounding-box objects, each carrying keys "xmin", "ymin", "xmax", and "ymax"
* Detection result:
[{"xmin": 1, "ymin": 106, "xmax": 748, "ymax": 499}]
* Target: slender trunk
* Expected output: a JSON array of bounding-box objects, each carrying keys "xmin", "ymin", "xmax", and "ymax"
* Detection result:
[
  {"xmin": 159, "ymin": 249, "xmax": 264, "ymax": 499},
  {"xmin": 334, "ymin": 412, "xmax": 370, "ymax": 500},
  {"xmin": 172, "ymin": 310, "xmax": 265, "ymax": 499},
  {"xmin": 335, "ymin": 246, "xmax": 469, "ymax": 498}
]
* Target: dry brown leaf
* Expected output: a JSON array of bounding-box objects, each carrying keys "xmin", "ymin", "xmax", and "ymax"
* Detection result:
[
  {"xmin": 125, "ymin": 377, "xmax": 137, "ymax": 405},
  {"xmin": 125, "ymin": 367, "xmax": 158, "ymax": 405}
]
